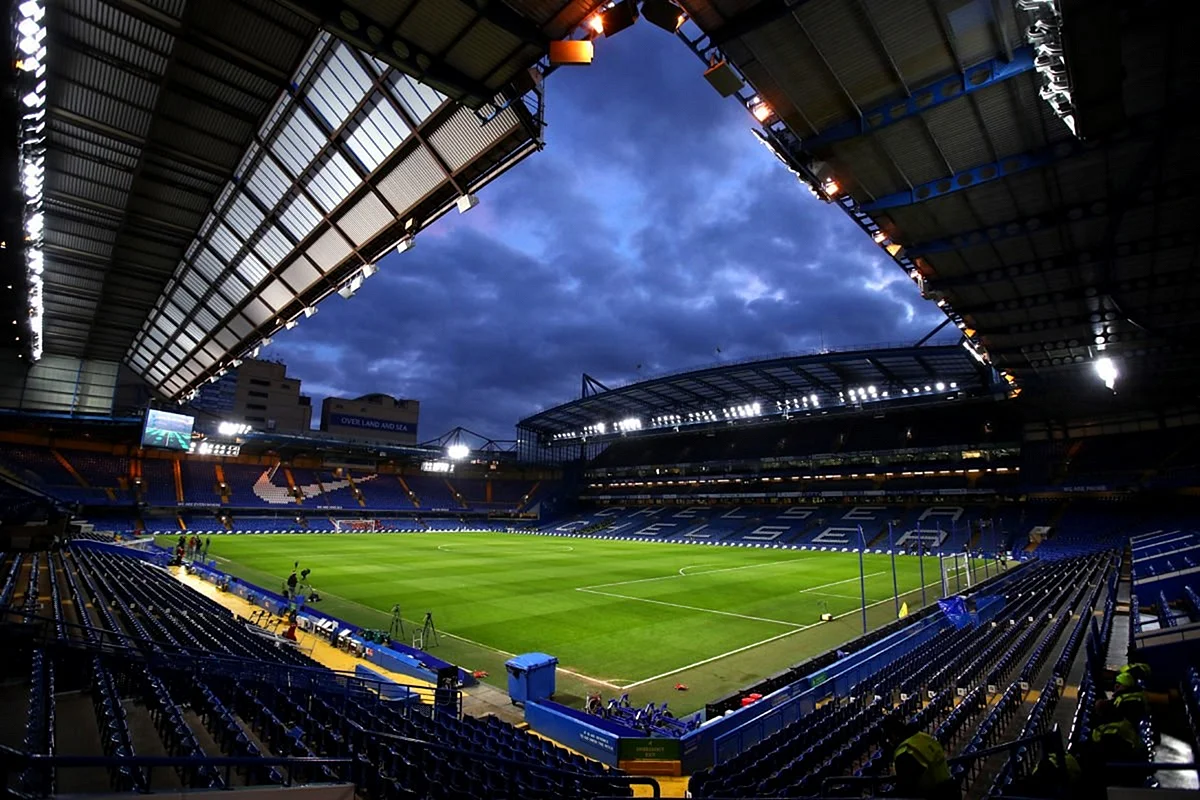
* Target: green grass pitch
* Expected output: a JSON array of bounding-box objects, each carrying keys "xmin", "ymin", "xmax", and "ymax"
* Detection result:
[{"xmin": 180, "ymin": 532, "xmax": 993, "ymax": 711}]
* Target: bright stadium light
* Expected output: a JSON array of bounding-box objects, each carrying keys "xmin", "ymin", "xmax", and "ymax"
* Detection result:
[
  {"xmin": 935, "ymin": 381, "xmax": 946, "ymax": 391},
  {"xmin": 1094, "ymin": 356, "xmax": 1118, "ymax": 391},
  {"xmin": 447, "ymin": 443, "xmax": 470, "ymax": 460}
]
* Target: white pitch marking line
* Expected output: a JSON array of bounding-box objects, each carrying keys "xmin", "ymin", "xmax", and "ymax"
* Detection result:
[
  {"xmin": 806, "ymin": 592, "xmax": 866, "ymax": 601},
  {"xmin": 576, "ymin": 587, "xmax": 807, "ymax": 628},
  {"xmin": 437, "ymin": 542, "xmax": 573, "ymax": 553},
  {"xmin": 618, "ymin": 576, "xmax": 948, "ymax": 690},
  {"xmin": 797, "ymin": 571, "xmax": 888, "ymax": 594},
  {"xmin": 580, "ymin": 556, "xmax": 820, "ymax": 591},
  {"xmin": 678, "ymin": 563, "xmax": 721, "ymax": 576},
  {"xmin": 437, "ymin": 629, "xmax": 624, "ymax": 690}
]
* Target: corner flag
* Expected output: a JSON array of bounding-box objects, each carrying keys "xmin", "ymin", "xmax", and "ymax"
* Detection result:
[{"xmin": 898, "ymin": 602, "xmax": 909, "ymax": 619}]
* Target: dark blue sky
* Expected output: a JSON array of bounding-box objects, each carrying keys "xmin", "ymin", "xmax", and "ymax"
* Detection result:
[{"xmin": 264, "ymin": 24, "xmax": 949, "ymax": 441}]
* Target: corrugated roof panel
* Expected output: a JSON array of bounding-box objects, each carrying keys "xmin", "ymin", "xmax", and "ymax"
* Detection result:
[
  {"xmin": 376, "ymin": 145, "xmax": 443, "ymax": 215},
  {"xmin": 942, "ymin": 0, "xmax": 1002, "ymax": 68},
  {"xmin": 337, "ymin": 191, "xmax": 393, "ymax": 246},
  {"xmin": 176, "ymin": 44, "xmax": 279, "ymax": 100},
  {"xmin": 66, "ymin": 52, "xmax": 160, "ymax": 110},
  {"xmin": 428, "ymin": 104, "xmax": 520, "ymax": 171},
  {"xmin": 964, "ymin": 79, "xmax": 1041, "ymax": 159},
  {"xmin": 44, "ymin": 231, "xmax": 113, "ymax": 258},
  {"xmin": 445, "ymin": 18, "xmax": 524, "ymax": 82},
  {"xmin": 306, "ymin": 152, "xmax": 361, "ymax": 213},
  {"xmin": 868, "ymin": 119, "xmax": 948, "ymax": 186},
  {"xmin": 278, "ymin": 193, "xmax": 323, "ymax": 241},
  {"xmin": 280, "ymin": 255, "xmax": 321, "ymax": 294},
  {"xmin": 306, "ymin": 228, "xmax": 354, "ymax": 271},
  {"xmin": 150, "ymin": 120, "xmax": 245, "ymax": 167},
  {"xmin": 257, "ymin": 279, "xmax": 291, "ymax": 312},
  {"xmin": 398, "ymin": 0, "xmax": 478, "ymax": 58},
  {"xmin": 345, "ymin": 0, "xmax": 418, "ymax": 28},
  {"xmin": 919, "ymin": 103, "xmax": 993, "ymax": 175},
  {"xmin": 59, "ymin": 18, "xmax": 170, "ymax": 75},
  {"xmin": 254, "ymin": 225, "xmax": 295, "ymax": 269},
  {"xmin": 796, "ymin": 1, "xmax": 897, "ymax": 111},
  {"xmin": 192, "ymin": 2, "xmax": 306, "ymax": 71},
  {"xmin": 863, "ymin": 0, "xmax": 955, "ymax": 88},
  {"xmin": 55, "ymin": 81, "xmax": 153, "ymax": 138},
  {"xmin": 49, "ymin": 172, "xmax": 129, "ymax": 209}
]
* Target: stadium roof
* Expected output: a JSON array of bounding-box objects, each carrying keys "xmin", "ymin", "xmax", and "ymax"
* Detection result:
[
  {"xmin": 24, "ymin": 0, "xmax": 604, "ymax": 399},
  {"xmin": 676, "ymin": 0, "xmax": 1199, "ymax": 400},
  {"xmin": 518, "ymin": 343, "xmax": 998, "ymax": 438}
]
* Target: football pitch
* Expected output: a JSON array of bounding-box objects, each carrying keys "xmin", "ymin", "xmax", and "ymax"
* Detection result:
[{"xmin": 188, "ymin": 532, "xmax": 994, "ymax": 710}]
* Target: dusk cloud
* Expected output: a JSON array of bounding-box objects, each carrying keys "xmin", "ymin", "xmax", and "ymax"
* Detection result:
[{"xmin": 266, "ymin": 25, "xmax": 949, "ymax": 441}]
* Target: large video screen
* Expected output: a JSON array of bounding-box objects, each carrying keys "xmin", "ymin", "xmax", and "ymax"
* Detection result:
[{"xmin": 141, "ymin": 409, "xmax": 195, "ymax": 451}]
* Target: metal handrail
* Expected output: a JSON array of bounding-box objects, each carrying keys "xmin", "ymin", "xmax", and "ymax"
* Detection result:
[
  {"xmin": 0, "ymin": 744, "xmax": 355, "ymax": 797},
  {"xmin": 0, "ymin": 608, "xmax": 443, "ymax": 708},
  {"xmin": 365, "ymin": 729, "xmax": 662, "ymax": 798}
]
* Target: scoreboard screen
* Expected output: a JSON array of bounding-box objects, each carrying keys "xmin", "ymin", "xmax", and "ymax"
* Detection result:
[{"xmin": 141, "ymin": 409, "xmax": 195, "ymax": 451}]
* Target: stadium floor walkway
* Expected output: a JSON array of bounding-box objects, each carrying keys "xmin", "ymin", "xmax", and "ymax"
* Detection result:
[{"xmin": 170, "ymin": 569, "xmax": 692, "ymax": 796}]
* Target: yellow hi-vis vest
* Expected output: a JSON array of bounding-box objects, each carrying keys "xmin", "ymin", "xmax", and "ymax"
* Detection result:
[{"xmin": 894, "ymin": 731, "xmax": 953, "ymax": 791}]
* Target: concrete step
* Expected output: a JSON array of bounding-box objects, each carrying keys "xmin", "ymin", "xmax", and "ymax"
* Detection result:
[{"xmin": 54, "ymin": 691, "xmax": 112, "ymax": 794}]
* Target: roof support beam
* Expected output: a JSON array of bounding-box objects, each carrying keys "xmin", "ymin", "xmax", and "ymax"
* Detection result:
[
  {"xmin": 925, "ymin": 230, "xmax": 1196, "ymax": 290},
  {"xmin": 801, "ymin": 47, "xmax": 1034, "ymax": 153},
  {"xmin": 905, "ymin": 186, "xmax": 1188, "ymax": 256},
  {"xmin": 272, "ymin": 0, "xmax": 503, "ymax": 109},
  {"xmin": 50, "ymin": 109, "xmax": 231, "ymax": 177},
  {"xmin": 785, "ymin": 364, "xmax": 836, "ymax": 393},
  {"xmin": 862, "ymin": 113, "xmax": 1161, "ymax": 211},
  {"xmin": 96, "ymin": 0, "xmax": 291, "ymax": 88},
  {"xmin": 706, "ymin": 0, "xmax": 821, "ymax": 47}
]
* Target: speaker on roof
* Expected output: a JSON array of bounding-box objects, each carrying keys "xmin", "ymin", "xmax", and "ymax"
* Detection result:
[
  {"xmin": 600, "ymin": 0, "xmax": 638, "ymax": 37},
  {"xmin": 704, "ymin": 59, "xmax": 744, "ymax": 97},
  {"xmin": 641, "ymin": 0, "xmax": 684, "ymax": 32}
]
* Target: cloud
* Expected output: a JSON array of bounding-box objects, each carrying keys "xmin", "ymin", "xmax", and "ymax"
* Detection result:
[{"xmin": 267, "ymin": 25, "xmax": 949, "ymax": 440}]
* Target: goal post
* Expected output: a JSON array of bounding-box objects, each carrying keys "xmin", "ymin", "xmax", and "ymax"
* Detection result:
[
  {"xmin": 939, "ymin": 552, "xmax": 973, "ymax": 596},
  {"xmin": 332, "ymin": 519, "xmax": 381, "ymax": 533}
]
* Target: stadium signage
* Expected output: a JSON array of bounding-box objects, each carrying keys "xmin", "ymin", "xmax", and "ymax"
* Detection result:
[{"xmin": 328, "ymin": 413, "xmax": 415, "ymax": 434}]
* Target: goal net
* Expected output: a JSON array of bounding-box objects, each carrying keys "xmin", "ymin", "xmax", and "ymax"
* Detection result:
[
  {"xmin": 332, "ymin": 519, "xmax": 382, "ymax": 533},
  {"xmin": 939, "ymin": 552, "xmax": 974, "ymax": 596}
]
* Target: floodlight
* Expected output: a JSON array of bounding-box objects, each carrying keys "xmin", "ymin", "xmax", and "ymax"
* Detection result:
[
  {"xmin": 949, "ymin": 382, "xmax": 957, "ymax": 389},
  {"xmin": 751, "ymin": 102, "xmax": 772, "ymax": 123},
  {"xmin": 361, "ymin": 263, "xmax": 378, "ymax": 279},
  {"xmin": 396, "ymin": 236, "xmax": 415, "ymax": 254},
  {"xmin": 1094, "ymin": 356, "xmax": 1118, "ymax": 391},
  {"xmin": 447, "ymin": 444, "xmax": 470, "ymax": 460},
  {"xmin": 641, "ymin": 0, "xmax": 684, "ymax": 32},
  {"xmin": 586, "ymin": 14, "xmax": 604, "ymax": 34},
  {"xmin": 285, "ymin": 318, "xmax": 298, "ymax": 330},
  {"xmin": 822, "ymin": 178, "xmax": 840, "ymax": 197},
  {"xmin": 549, "ymin": 39, "xmax": 594, "ymax": 65},
  {"xmin": 873, "ymin": 230, "xmax": 888, "ymax": 244},
  {"xmin": 303, "ymin": 306, "xmax": 318, "ymax": 318},
  {"xmin": 935, "ymin": 382, "xmax": 945, "ymax": 391}
]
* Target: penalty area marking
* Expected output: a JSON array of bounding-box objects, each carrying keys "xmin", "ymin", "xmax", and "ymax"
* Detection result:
[
  {"xmin": 797, "ymin": 571, "xmax": 888, "ymax": 594},
  {"xmin": 575, "ymin": 587, "xmax": 808, "ymax": 628},
  {"xmin": 580, "ymin": 555, "xmax": 820, "ymax": 591},
  {"xmin": 618, "ymin": 576, "xmax": 948, "ymax": 689}
]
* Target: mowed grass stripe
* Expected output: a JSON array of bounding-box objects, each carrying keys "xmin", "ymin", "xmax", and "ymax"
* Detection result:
[{"xmin": 186, "ymin": 533, "xmax": 980, "ymax": 688}]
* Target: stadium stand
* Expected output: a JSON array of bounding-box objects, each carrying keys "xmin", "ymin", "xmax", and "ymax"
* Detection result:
[{"xmin": 0, "ymin": 545, "xmax": 636, "ymax": 799}]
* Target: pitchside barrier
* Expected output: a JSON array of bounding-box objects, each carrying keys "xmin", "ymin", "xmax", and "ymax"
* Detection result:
[
  {"xmin": 180, "ymin": 558, "xmax": 478, "ymax": 688},
  {"xmin": 519, "ymin": 572, "xmax": 1020, "ymax": 775}
]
